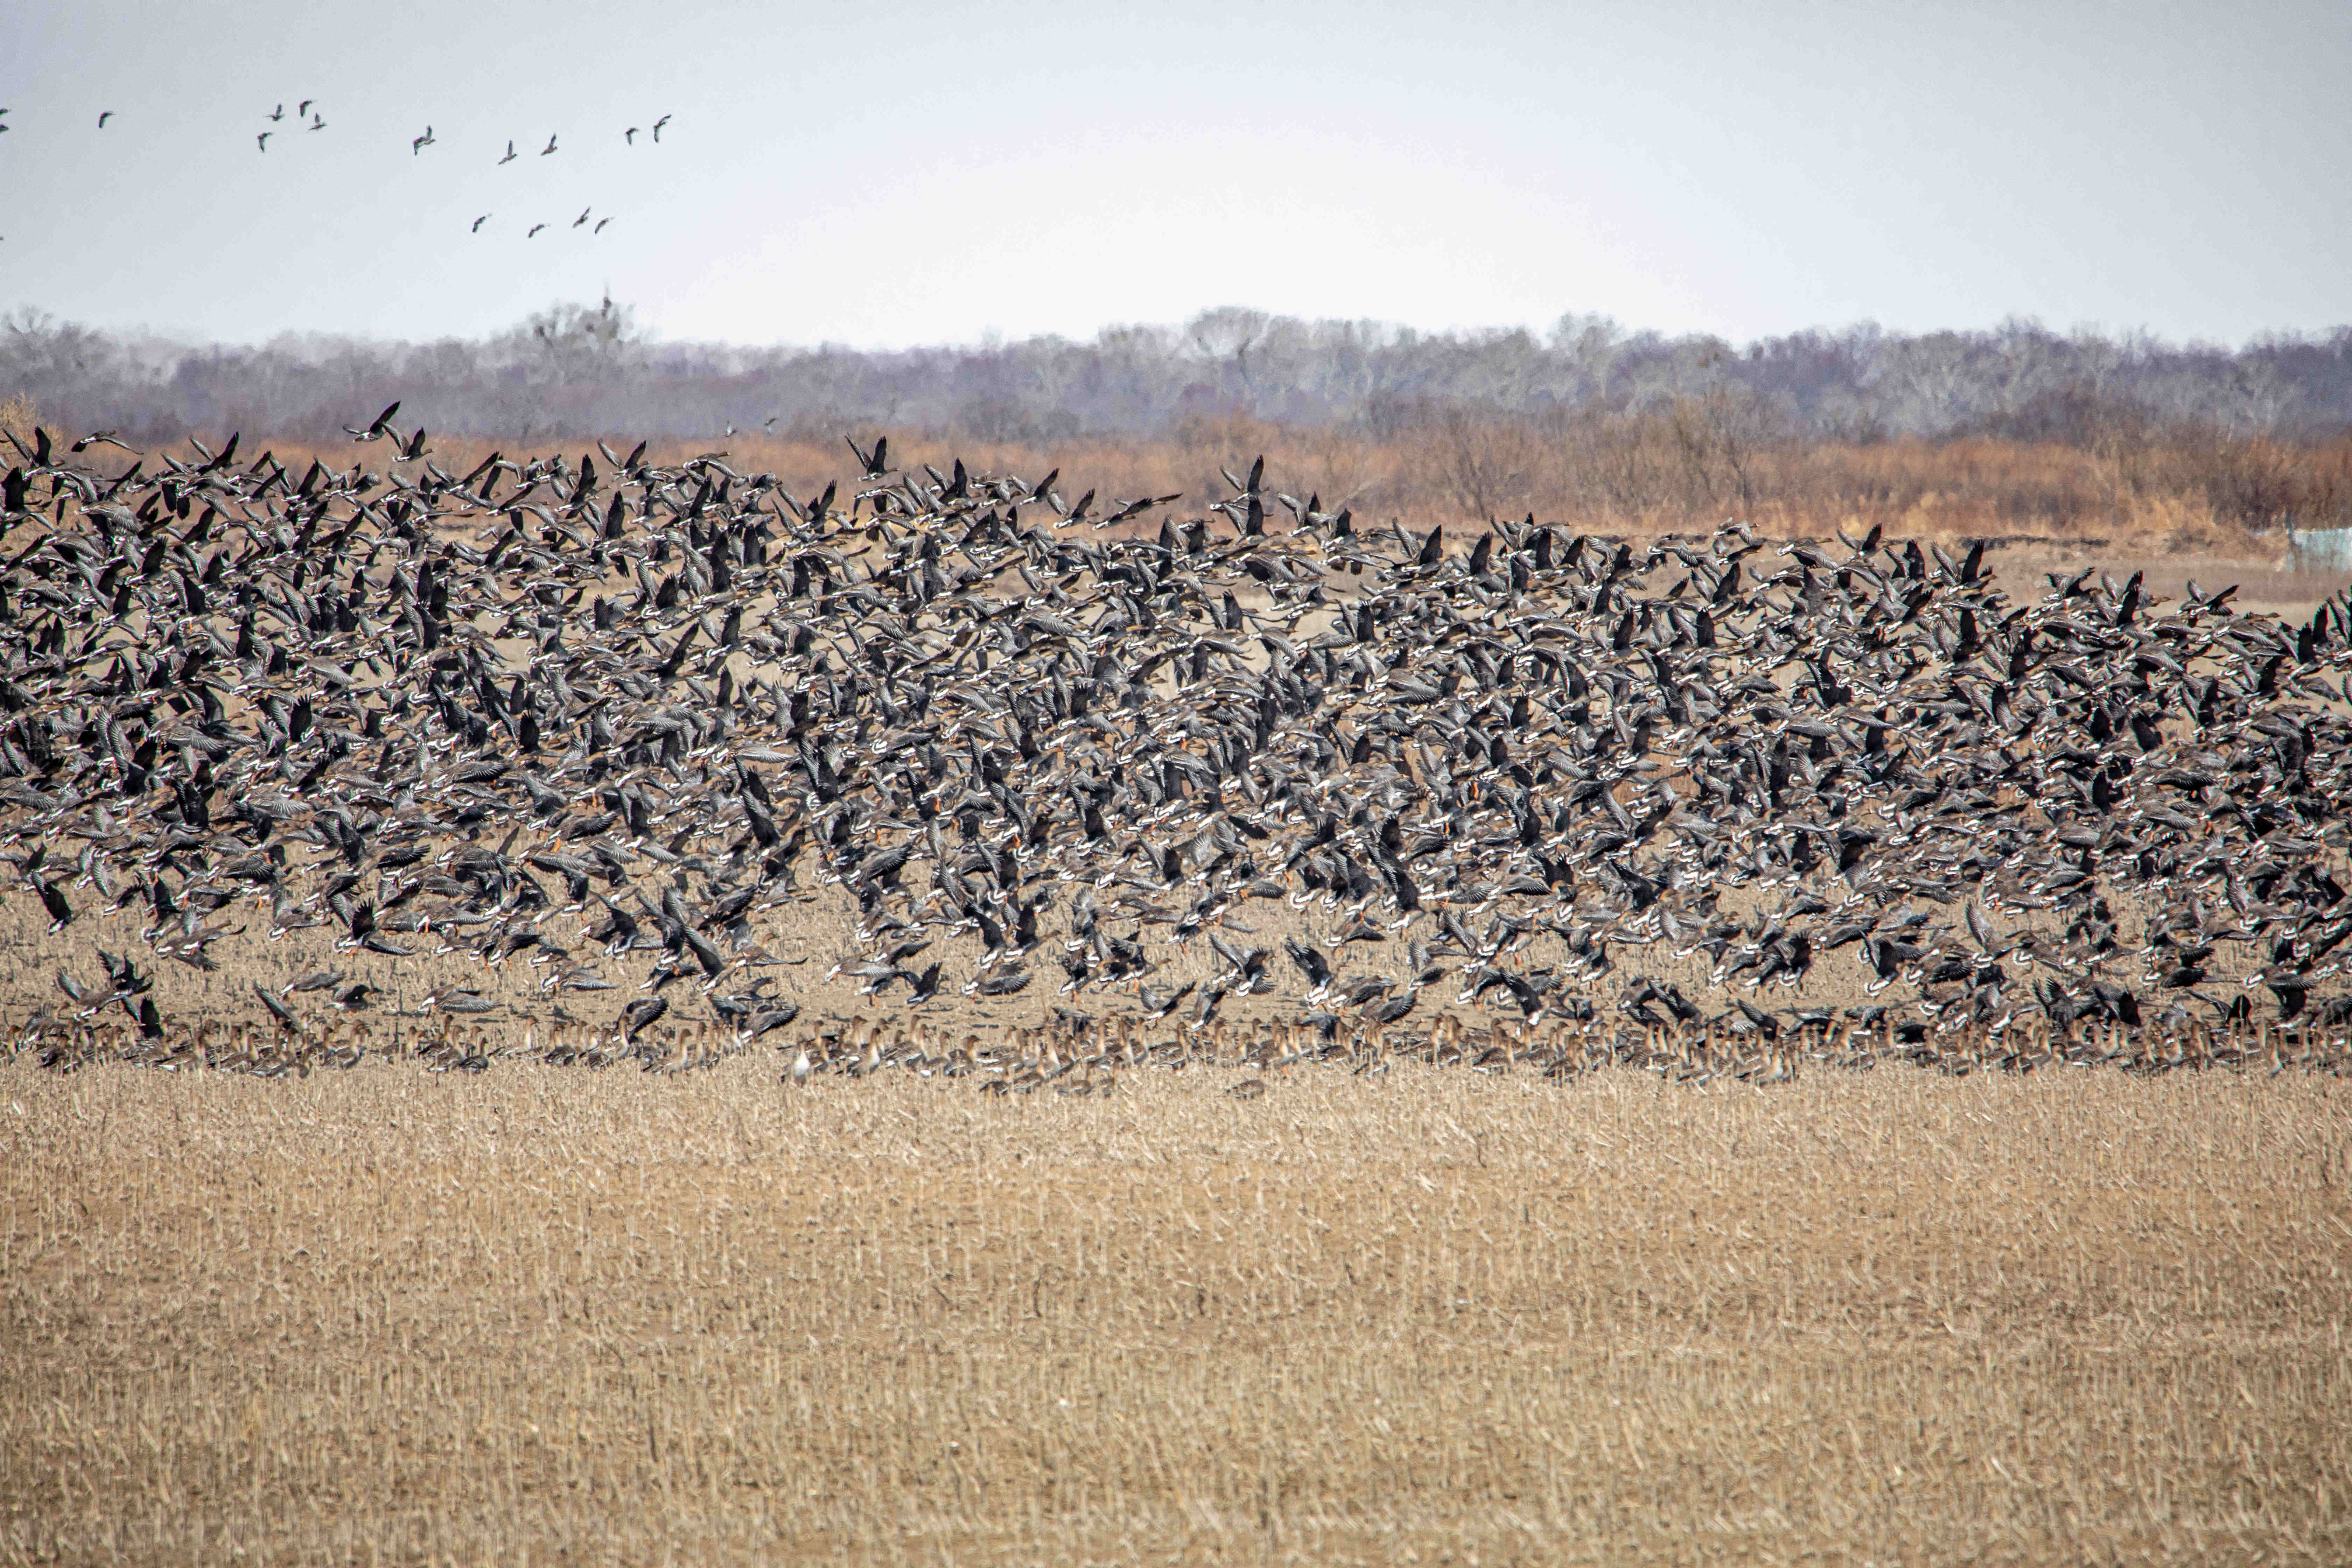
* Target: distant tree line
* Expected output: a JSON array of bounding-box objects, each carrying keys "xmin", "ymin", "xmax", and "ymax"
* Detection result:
[{"xmin": 5, "ymin": 298, "xmax": 2349, "ymax": 447}]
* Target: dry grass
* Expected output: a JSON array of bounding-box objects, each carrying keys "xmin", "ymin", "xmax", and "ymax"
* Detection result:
[
  {"xmin": 0, "ymin": 394, "xmax": 35, "ymax": 456},
  {"xmin": 4, "ymin": 1058, "xmax": 2350, "ymax": 1566},
  {"xmin": 174, "ymin": 414, "xmax": 2352, "ymax": 571}
]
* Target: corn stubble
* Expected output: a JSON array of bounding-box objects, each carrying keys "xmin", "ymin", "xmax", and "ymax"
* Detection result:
[{"xmin": 4, "ymin": 1060, "xmax": 2349, "ymax": 1565}]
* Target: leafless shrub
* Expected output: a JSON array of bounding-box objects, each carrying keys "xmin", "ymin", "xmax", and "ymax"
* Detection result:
[{"xmin": 0, "ymin": 393, "xmax": 32, "ymax": 454}]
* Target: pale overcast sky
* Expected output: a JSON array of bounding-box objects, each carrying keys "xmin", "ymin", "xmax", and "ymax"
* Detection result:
[{"xmin": 1, "ymin": 0, "xmax": 2345, "ymax": 348}]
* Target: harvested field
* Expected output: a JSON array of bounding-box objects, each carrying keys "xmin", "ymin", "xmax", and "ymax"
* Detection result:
[{"xmin": 4, "ymin": 1058, "xmax": 2350, "ymax": 1565}]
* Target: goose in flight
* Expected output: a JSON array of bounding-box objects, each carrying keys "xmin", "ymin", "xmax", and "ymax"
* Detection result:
[
  {"xmin": 846, "ymin": 434, "xmax": 890, "ymax": 477},
  {"xmin": 572, "ymin": 206, "xmax": 590, "ymax": 228},
  {"xmin": 298, "ymin": 99, "xmax": 313, "ymax": 116},
  {"xmin": 308, "ymin": 111, "xmax": 325, "ymax": 130},
  {"xmin": 341, "ymin": 400, "xmax": 400, "ymax": 441},
  {"xmin": 593, "ymin": 216, "xmax": 612, "ymax": 233},
  {"xmin": 13, "ymin": 415, "xmax": 2346, "ymax": 1083},
  {"xmin": 411, "ymin": 125, "xmax": 435, "ymax": 155},
  {"xmin": 625, "ymin": 126, "xmax": 639, "ymax": 144},
  {"xmin": 527, "ymin": 222, "xmax": 546, "ymax": 237},
  {"xmin": 256, "ymin": 132, "xmax": 270, "ymax": 152},
  {"xmin": 471, "ymin": 214, "xmax": 489, "ymax": 233},
  {"xmin": 540, "ymin": 132, "xmax": 557, "ymax": 155},
  {"xmin": 652, "ymin": 114, "xmax": 671, "ymax": 141},
  {"xmin": 498, "ymin": 139, "xmax": 517, "ymax": 164},
  {"xmin": 97, "ymin": 111, "xmax": 114, "ymax": 128},
  {"xmin": 268, "ymin": 103, "xmax": 284, "ymax": 121}
]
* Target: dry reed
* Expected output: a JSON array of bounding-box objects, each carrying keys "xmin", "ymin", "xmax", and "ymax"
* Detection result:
[{"xmin": 195, "ymin": 414, "xmax": 2352, "ymax": 565}]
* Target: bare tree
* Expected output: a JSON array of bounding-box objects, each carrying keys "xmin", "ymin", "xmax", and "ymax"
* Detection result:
[
  {"xmin": 2, "ymin": 299, "xmax": 2347, "ymax": 445},
  {"xmin": 1186, "ymin": 306, "xmax": 1272, "ymax": 399},
  {"xmin": 513, "ymin": 295, "xmax": 641, "ymax": 382},
  {"xmin": 1420, "ymin": 402, "xmax": 1544, "ymax": 520}
]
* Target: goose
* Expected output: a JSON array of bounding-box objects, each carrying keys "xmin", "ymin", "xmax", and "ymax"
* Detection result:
[{"xmin": 5, "ymin": 425, "xmax": 2346, "ymax": 1085}]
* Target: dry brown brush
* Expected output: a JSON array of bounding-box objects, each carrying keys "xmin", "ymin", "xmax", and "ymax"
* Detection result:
[{"xmin": 217, "ymin": 413, "xmax": 2352, "ymax": 557}]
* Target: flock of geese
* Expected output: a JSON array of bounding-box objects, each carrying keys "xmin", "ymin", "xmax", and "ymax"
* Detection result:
[
  {"xmin": 4, "ymin": 413, "xmax": 2351, "ymax": 1088},
  {"xmin": 0, "ymin": 100, "xmax": 665, "ymax": 239}
]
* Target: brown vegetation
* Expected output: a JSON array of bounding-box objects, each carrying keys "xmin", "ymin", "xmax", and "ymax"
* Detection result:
[
  {"xmin": 17, "ymin": 360, "xmax": 2348, "ymax": 554},
  {"xmin": 0, "ymin": 394, "xmax": 35, "ymax": 457},
  {"xmin": 4, "ymin": 1058, "xmax": 2349, "ymax": 1565},
  {"xmin": 216, "ymin": 410, "xmax": 2352, "ymax": 559}
]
